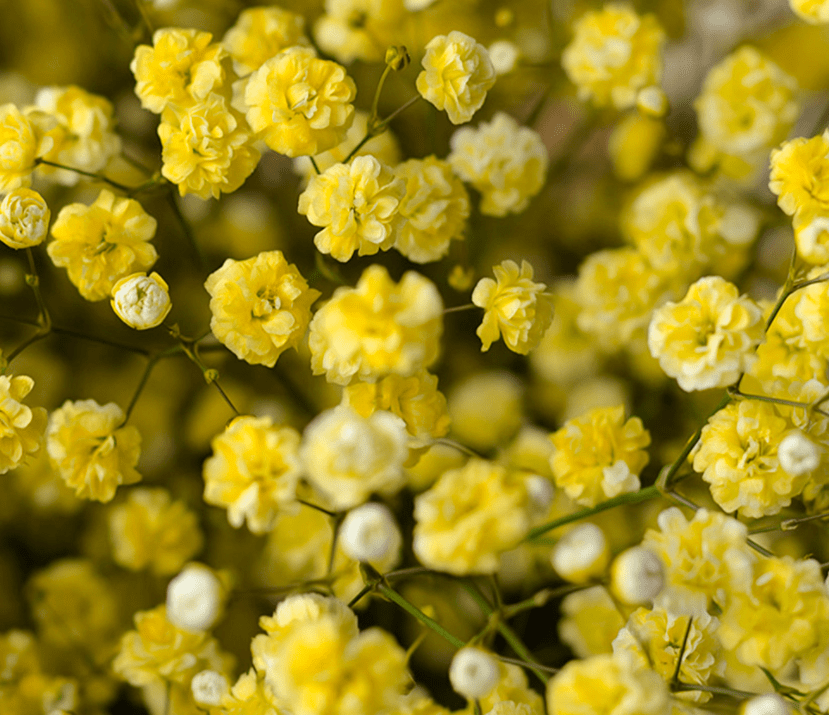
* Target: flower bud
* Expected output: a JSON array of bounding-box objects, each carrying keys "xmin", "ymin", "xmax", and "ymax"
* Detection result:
[
  {"xmin": 610, "ymin": 546, "xmax": 664, "ymax": 605},
  {"xmin": 339, "ymin": 502, "xmax": 402, "ymax": 563},
  {"xmin": 0, "ymin": 188, "xmax": 50, "ymax": 249},
  {"xmin": 741, "ymin": 694, "xmax": 792, "ymax": 715},
  {"xmin": 191, "ymin": 670, "xmax": 229, "ymax": 706},
  {"xmin": 551, "ymin": 523, "xmax": 609, "ymax": 583},
  {"xmin": 525, "ymin": 474, "xmax": 554, "ymax": 514},
  {"xmin": 488, "ymin": 40, "xmax": 520, "ymax": 75},
  {"xmin": 111, "ymin": 272, "xmax": 171, "ymax": 330},
  {"xmin": 636, "ymin": 86, "xmax": 668, "ymax": 118},
  {"xmin": 166, "ymin": 563, "xmax": 222, "ymax": 632},
  {"xmin": 385, "ymin": 45, "xmax": 410, "ymax": 71},
  {"xmin": 449, "ymin": 647, "xmax": 500, "ymax": 699},
  {"xmin": 778, "ymin": 430, "xmax": 821, "ymax": 477}
]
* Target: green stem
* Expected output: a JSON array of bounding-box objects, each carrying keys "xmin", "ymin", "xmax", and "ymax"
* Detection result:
[
  {"xmin": 167, "ymin": 191, "xmax": 206, "ymax": 272},
  {"xmin": 671, "ymin": 617, "xmax": 693, "ymax": 684},
  {"xmin": 370, "ymin": 64, "xmax": 394, "ymax": 125},
  {"xmin": 376, "ymin": 582, "xmax": 466, "ymax": 649},
  {"xmin": 443, "ymin": 303, "xmax": 476, "ymax": 314},
  {"xmin": 309, "ymin": 156, "xmax": 321, "ymax": 175},
  {"xmin": 347, "ymin": 584, "xmax": 373, "ymax": 609},
  {"xmin": 180, "ymin": 341, "xmax": 239, "ymax": 415},
  {"xmin": 4, "ymin": 249, "xmax": 52, "ymax": 366},
  {"xmin": 34, "ymin": 158, "xmax": 135, "ymax": 193},
  {"xmin": 296, "ymin": 498, "xmax": 338, "ymax": 518},
  {"xmin": 727, "ymin": 387, "xmax": 812, "ymax": 410},
  {"xmin": 502, "ymin": 584, "xmax": 587, "ymax": 619}
]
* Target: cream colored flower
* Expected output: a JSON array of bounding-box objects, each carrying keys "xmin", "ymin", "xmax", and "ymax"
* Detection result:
[
  {"xmin": 0, "ymin": 374, "xmax": 47, "ymax": 474},
  {"xmin": 110, "ymin": 272, "xmax": 171, "ymax": 330},
  {"xmin": 448, "ymin": 112, "xmax": 548, "ymax": 217},
  {"xmin": 205, "ymin": 250, "xmax": 320, "ymax": 368},
  {"xmin": 558, "ymin": 586, "xmax": 626, "ymax": 658},
  {"xmin": 313, "ymin": 0, "xmax": 406, "ymax": 64},
  {"xmin": 243, "ymin": 46, "xmax": 356, "ymax": 157},
  {"xmin": 416, "ymin": 31, "xmax": 496, "ymax": 125},
  {"xmin": 0, "ymin": 188, "xmax": 50, "ymax": 249},
  {"xmin": 47, "ymin": 189, "xmax": 158, "ymax": 302},
  {"xmin": 301, "ymin": 405, "xmax": 408, "ymax": 510},
  {"xmin": 298, "ymin": 155, "xmax": 404, "ymax": 262},
  {"xmin": 222, "ymin": 6, "xmax": 308, "ymax": 76},
  {"xmin": 203, "ymin": 415, "xmax": 301, "ymax": 533},
  {"xmin": 308, "ymin": 264, "xmax": 443, "ymax": 385},
  {"xmin": 769, "ymin": 131, "xmax": 829, "ymax": 218},
  {"xmin": 789, "ymin": 0, "xmax": 829, "ymax": 24},
  {"xmin": 0, "ymin": 103, "xmax": 51, "ymax": 192},
  {"xmin": 472, "ymin": 259, "xmax": 554, "ymax": 354},
  {"xmin": 45, "ymin": 399, "xmax": 141, "ymax": 503}
]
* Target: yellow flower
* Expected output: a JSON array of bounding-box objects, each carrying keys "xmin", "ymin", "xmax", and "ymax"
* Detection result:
[
  {"xmin": 647, "ymin": 276, "xmax": 764, "ymax": 391},
  {"xmin": 558, "ymin": 586, "xmax": 626, "ymax": 658},
  {"xmin": 45, "ymin": 399, "xmax": 142, "ymax": 503},
  {"xmin": 413, "ymin": 458, "xmax": 534, "ymax": 575},
  {"xmin": 0, "ymin": 374, "xmax": 47, "ymax": 474},
  {"xmin": 107, "ymin": 487, "xmax": 203, "ymax": 575},
  {"xmin": 692, "ymin": 400, "xmax": 806, "ymax": 518},
  {"xmin": 448, "ymin": 112, "xmax": 548, "ymax": 217},
  {"xmin": 298, "ymin": 155, "xmax": 404, "ymax": 262},
  {"xmin": 308, "ymin": 264, "xmax": 443, "ymax": 385},
  {"xmin": 793, "ymin": 210, "xmax": 829, "ymax": 265},
  {"xmin": 0, "ymin": 188, "xmax": 50, "ymax": 249},
  {"xmin": 205, "ymin": 250, "xmax": 320, "ymax": 368},
  {"xmin": 30, "ymin": 86, "xmax": 121, "ymax": 185},
  {"xmin": 546, "ymin": 652, "xmax": 670, "ymax": 715},
  {"xmin": 47, "ymin": 189, "xmax": 158, "ymax": 302},
  {"xmin": 448, "ymin": 371, "xmax": 523, "ymax": 452},
  {"xmin": 301, "ymin": 405, "xmax": 409, "ymax": 510},
  {"xmin": 561, "ymin": 3, "xmax": 665, "ymax": 110},
  {"xmin": 216, "ymin": 668, "xmax": 275, "ymax": 715},
  {"xmin": 789, "ymin": 0, "xmax": 829, "ymax": 23},
  {"xmin": 393, "ymin": 156, "xmax": 469, "ymax": 264},
  {"xmin": 313, "ymin": 0, "xmax": 406, "ymax": 64},
  {"xmin": 769, "ymin": 131, "xmax": 829, "ymax": 218},
  {"xmin": 608, "ymin": 113, "xmax": 666, "ymax": 182},
  {"xmin": 243, "ymin": 46, "xmax": 356, "ymax": 158},
  {"xmin": 416, "ymin": 31, "xmax": 496, "ymax": 125},
  {"xmin": 110, "ymin": 271, "xmax": 171, "ymax": 330},
  {"xmin": 158, "ymin": 93, "xmax": 260, "ymax": 200},
  {"xmin": 131, "ymin": 28, "xmax": 226, "ymax": 113},
  {"xmin": 0, "ymin": 103, "xmax": 51, "ymax": 192},
  {"xmin": 472, "ymin": 259, "xmax": 554, "ymax": 354},
  {"xmin": 203, "ymin": 415, "xmax": 302, "ymax": 534},
  {"xmin": 222, "ymin": 6, "xmax": 308, "ymax": 76},
  {"xmin": 549, "ymin": 405, "xmax": 650, "ymax": 507}
]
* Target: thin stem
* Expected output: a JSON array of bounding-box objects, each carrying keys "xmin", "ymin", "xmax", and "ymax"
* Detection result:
[
  {"xmin": 5, "ymin": 249, "xmax": 52, "ymax": 366},
  {"xmin": 179, "ymin": 341, "xmax": 239, "ymax": 415},
  {"xmin": 443, "ymin": 303, "xmax": 476, "ymax": 314},
  {"xmin": 502, "ymin": 584, "xmax": 587, "ymax": 619},
  {"xmin": 376, "ymin": 582, "xmax": 466, "ymax": 649},
  {"xmin": 433, "ymin": 438, "xmax": 482, "ymax": 458},
  {"xmin": 370, "ymin": 64, "xmax": 394, "ymax": 124},
  {"xmin": 347, "ymin": 584, "xmax": 373, "ymax": 609},
  {"xmin": 671, "ymin": 617, "xmax": 693, "ymax": 684},
  {"xmin": 167, "ymin": 191, "xmax": 206, "ymax": 272},
  {"xmin": 133, "ymin": 0, "xmax": 155, "ymax": 36},
  {"xmin": 728, "ymin": 387, "xmax": 812, "ymax": 410},
  {"xmin": 341, "ymin": 96, "xmax": 421, "ymax": 165},
  {"xmin": 297, "ymin": 498, "xmax": 338, "ymax": 518},
  {"xmin": 671, "ymin": 682, "xmax": 757, "ymax": 699},
  {"xmin": 764, "ymin": 246, "xmax": 799, "ymax": 332},
  {"xmin": 34, "ymin": 158, "xmax": 134, "ymax": 193},
  {"xmin": 374, "ymin": 95, "xmax": 420, "ymax": 131},
  {"xmin": 750, "ymin": 510, "xmax": 829, "ymax": 535},
  {"xmin": 123, "ymin": 346, "xmax": 180, "ymax": 422},
  {"xmin": 309, "ymin": 156, "xmax": 321, "ymax": 175}
]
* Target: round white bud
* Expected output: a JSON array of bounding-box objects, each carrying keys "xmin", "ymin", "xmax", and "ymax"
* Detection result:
[
  {"xmin": 166, "ymin": 564, "xmax": 222, "ymax": 633},
  {"xmin": 339, "ymin": 503, "xmax": 402, "ymax": 563},
  {"xmin": 610, "ymin": 546, "xmax": 665, "ymax": 605},
  {"xmin": 741, "ymin": 694, "xmax": 791, "ymax": 715},
  {"xmin": 191, "ymin": 670, "xmax": 229, "ymax": 707},
  {"xmin": 0, "ymin": 188, "xmax": 50, "ymax": 250},
  {"xmin": 488, "ymin": 40, "xmax": 520, "ymax": 75},
  {"xmin": 449, "ymin": 647, "xmax": 500, "ymax": 700},
  {"xmin": 550, "ymin": 523, "xmax": 609, "ymax": 583},
  {"xmin": 110, "ymin": 272, "xmax": 172, "ymax": 330},
  {"xmin": 778, "ymin": 430, "xmax": 821, "ymax": 477},
  {"xmin": 636, "ymin": 86, "xmax": 668, "ymax": 117}
]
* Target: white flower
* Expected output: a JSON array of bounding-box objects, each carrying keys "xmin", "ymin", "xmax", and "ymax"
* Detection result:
[
  {"xmin": 488, "ymin": 40, "xmax": 520, "ymax": 75},
  {"xmin": 339, "ymin": 503, "xmax": 402, "ymax": 563},
  {"xmin": 191, "ymin": 670, "xmax": 229, "ymax": 706},
  {"xmin": 166, "ymin": 564, "xmax": 222, "ymax": 633},
  {"xmin": 110, "ymin": 272, "xmax": 171, "ymax": 330},
  {"xmin": 0, "ymin": 188, "xmax": 50, "ymax": 249},
  {"xmin": 448, "ymin": 647, "xmax": 500, "ymax": 699},
  {"xmin": 742, "ymin": 694, "xmax": 792, "ymax": 715},
  {"xmin": 610, "ymin": 547, "xmax": 664, "ymax": 605},
  {"xmin": 778, "ymin": 430, "xmax": 821, "ymax": 477},
  {"xmin": 551, "ymin": 523, "xmax": 609, "ymax": 584}
]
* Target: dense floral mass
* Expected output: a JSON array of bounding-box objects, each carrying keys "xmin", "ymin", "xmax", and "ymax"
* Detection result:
[{"xmin": 7, "ymin": 2, "xmax": 829, "ymax": 715}]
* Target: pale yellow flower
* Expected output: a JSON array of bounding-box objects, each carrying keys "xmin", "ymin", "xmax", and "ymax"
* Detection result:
[
  {"xmin": 793, "ymin": 210, "xmax": 829, "ymax": 265},
  {"xmin": 413, "ymin": 458, "xmax": 534, "ymax": 575},
  {"xmin": 158, "ymin": 93, "xmax": 260, "ymax": 200},
  {"xmin": 561, "ymin": 3, "xmax": 665, "ymax": 110},
  {"xmin": 0, "ymin": 374, "xmax": 47, "ymax": 475},
  {"xmin": 558, "ymin": 586, "xmax": 626, "ymax": 658},
  {"xmin": 393, "ymin": 156, "xmax": 469, "ymax": 264},
  {"xmin": 314, "ymin": 0, "xmax": 406, "ymax": 64},
  {"xmin": 448, "ymin": 112, "xmax": 548, "ymax": 217},
  {"xmin": 0, "ymin": 103, "xmax": 51, "ymax": 192},
  {"xmin": 110, "ymin": 272, "xmax": 171, "ymax": 330},
  {"xmin": 298, "ymin": 155, "xmax": 404, "ymax": 262},
  {"xmin": 243, "ymin": 46, "xmax": 356, "ymax": 157},
  {"xmin": 222, "ymin": 6, "xmax": 308, "ymax": 76},
  {"xmin": 448, "ymin": 370, "xmax": 523, "ymax": 452},
  {"xmin": 789, "ymin": 0, "xmax": 829, "ymax": 23},
  {"xmin": 205, "ymin": 250, "xmax": 320, "ymax": 368},
  {"xmin": 608, "ymin": 113, "xmax": 666, "ymax": 182},
  {"xmin": 203, "ymin": 415, "xmax": 301, "ymax": 534},
  {"xmin": 416, "ymin": 31, "xmax": 496, "ymax": 125},
  {"xmin": 472, "ymin": 259, "xmax": 554, "ymax": 354},
  {"xmin": 107, "ymin": 487, "xmax": 203, "ymax": 575},
  {"xmin": 0, "ymin": 188, "xmax": 50, "ymax": 249},
  {"xmin": 769, "ymin": 131, "xmax": 829, "ymax": 218},
  {"xmin": 647, "ymin": 276, "xmax": 764, "ymax": 392},
  {"xmin": 549, "ymin": 405, "xmax": 650, "ymax": 507},
  {"xmin": 216, "ymin": 668, "xmax": 275, "ymax": 715},
  {"xmin": 131, "ymin": 28, "xmax": 226, "ymax": 113},
  {"xmin": 308, "ymin": 264, "xmax": 443, "ymax": 385},
  {"xmin": 45, "ymin": 399, "xmax": 141, "ymax": 503},
  {"xmin": 47, "ymin": 189, "xmax": 158, "ymax": 302}
]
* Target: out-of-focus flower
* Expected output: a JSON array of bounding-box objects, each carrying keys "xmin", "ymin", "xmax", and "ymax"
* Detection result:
[
  {"xmin": 789, "ymin": 0, "xmax": 829, "ymax": 24},
  {"xmin": 0, "ymin": 373, "xmax": 47, "ymax": 474},
  {"xmin": 338, "ymin": 503, "xmax": 401, "ymax": 562},
  {"xmin": 449, "ymin": 648, "xmax": 500, "ymax": 699},
  {"xmin": 488, "ymin": 40, "xmax": 520, "ymax": 75},
  {"xmin": 110, "ymin": 272, "xmax": 171, "ymax": 330},
  {"xmin": 770, "ymin": 131, "xmax": 829, "ymax": 218},
  {"xmin": 222, "ymin": 6, "xmax": 309, "ymax": 76},
  {"xmin": 166, "ymin": 563, "xmax": 224, "ymax": 632},
  {"xmin": 0, "ymin": 103, "xmax": 51, "ymax": 192},
  {"xmin": 314, "ymin": 0, "xmax": 406, "ymax": 64},
  {"xmin": 0, "ymin": 188, "xmax": 50, "ymax": 249},
  {"xmin": 610, "ymin": 547, "xmax": 665, "ymax": 605},
  {"xmin": 551, "ymin": 523, "xmax": 609, "ymax": 584}
]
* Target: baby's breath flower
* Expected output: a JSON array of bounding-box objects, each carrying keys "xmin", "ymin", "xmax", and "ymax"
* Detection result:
[
  {"xmin": 488, "ymin": 40, "xmax": 520, "ymax": 75},
  {"xmin": 769, "ymin": 131, "xmax": 829, "ymax": 218},
  {"xmin": 559, "ymin": 586, "xmax": 626, "ymax": 657},
  {"xmin": 110, "ymin": 272, "xmax": 171, "ymax": 330},
  {"xmin": 158, "ymin": 93, "xmax": 260, "ymax": 200},
  {"xmin": 47, "ymin": 189, "xmax": 158, "ymax": 302},
  {"xmin": 549, "ymin": 405, "xmax": 650, "ymax": 507},
  {"xmin": 449, "ymin": 648, "xmax": 500, "ymax": 700},
  {"xmin": 550, "ymin": 523, "xmax": 609, "ymax": 584},
  {"xmin": 313, "ymin": 0, "xmax": 406, "ymax": 64},
  {"xmin": 448, "ymin": 113, "xmax": 548, "ymax": 217},
  {"xmin": 0, "ymin": 188, "xmax": 50, "ymax": 249},
  {"xmin": 0, "ymin": 374, "xmax": 47, "ymax": 474},
  {"xmin": 561, "ymin": 3, "xmax": 665, "ymax": 110},
  {"xmin": 647, "ymin": 276, "xmax": 764, "ymax": 391},
  {"xmin": 778, "ymin": 429, "xmax": 822, "ymax": 476},
  {"xmin": 742, "ymin": 695, "xmax": 792, "ymax": 715},
  {"xmin": 393, "ymin": 156, "xmax": 469, "ymax": 264},
  {"xmin": 243, "ymin": 46, "xmax": 356, "ymax": 158},
  {"xmin": 191, "ymin": 669, "xmax": 229, "ymax": 707},
  {"xmin": 222, "ymin": 6, "xmax": 308, "ymax": 77},
  {"xmin": 339, "ymin": 503, "xmax": 401, "ymax": 563},
  {"xmin": 448, "ymin": 370, "xmax": 523, "ymax": 452},
  {"xmin": 298, "ymin": 155, "xmax": 404, "ymax": 262},
  {"xmin": 793, "ymin": 211, "xmax": 829, "ymax": 265},
  {"xmin": 416, "ymin": 31, "xmax": 496, "ymax": 125},
  {"xmin": 413, "ymin": 458, "xmax": 534, "ymax": 575},
  {"xmin": 203, "ymin": 415, "xmax": 301, "ymax": 533},
  {"xmin": 308, "ymin": 264, "xmax": 443, "ymax": 385},
  {"xmin": 131, "ymin": 28, "xmax": 226, "ymax": 113},
  {"xmin": 472, "ymin": 259, "xmax": 554, "ymax": 354},
  {"xmin": 0, "ymin": 103, "xmax": 50, "ymax": 192},
  {"xmin": 610, "ymin": 547, "xmax": 665, "ymax": 605},
  {"xmin": 608, "ymin": 113, "xmax": 666, "ymax": 182},
  {"xmin": 789, "ymin": 0, "xmax": 829, "ymax": 23},
  {"xmin": 166, "ymin": 564, "xmax": 224, "ymax": 633},
  {"xmin": 46, "ymin": 399, "xmax": 141, "ymax": 503},
  {"xmin": 301, "ymin": 405, "xmax": 409, "ymax": 511},
  {"xmin": 205, "ymin": 250, "xmax": 320, "ymax": 368}
]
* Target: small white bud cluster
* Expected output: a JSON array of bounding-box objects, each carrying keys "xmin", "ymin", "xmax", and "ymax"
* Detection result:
[
  {"xmin": 339, "ymin": 503, "xmax": 402, "ymax": 563},
  {"xmin": 778, "ymin": 430, "xmax": 821, "ymax": 476},
  {"xmin": 550, "ymin": 523, "xmax": 609, "ymax": 583},
  {"xmin": 166, "ymin": 563, "xmax": 222, "ymax": 632},
  {"xmin": 449, "ymin": 647, "xmax": 500, "ymax": 700},
  {"xmin": 191, "ymin": 670, "xmax": 229, "ymax": 707},
  {"xmin": 610, "ymin": 546, "xmax": 664, "ymax": 605},
  {"xmin": 741, "ymin": 694, "xmax": 791, "ymax": 715}
]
